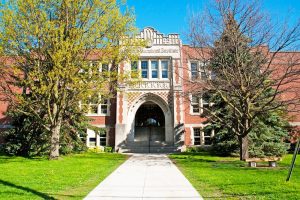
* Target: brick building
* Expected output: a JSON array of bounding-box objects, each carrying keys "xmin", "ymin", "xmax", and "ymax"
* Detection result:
[{"xmin": 1, "ymin": 27, "xmax": 299, "ymax": 152}]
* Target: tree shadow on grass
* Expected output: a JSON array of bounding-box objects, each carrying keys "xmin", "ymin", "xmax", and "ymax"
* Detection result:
[{"xmin": 0, "ymin": 179, "xmax": 56, "ymax": 199}]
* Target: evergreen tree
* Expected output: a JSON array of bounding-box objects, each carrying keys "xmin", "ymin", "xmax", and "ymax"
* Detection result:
[{"xmin": 208, "ymin": 14, "xmax": 285, "ymax": 160}]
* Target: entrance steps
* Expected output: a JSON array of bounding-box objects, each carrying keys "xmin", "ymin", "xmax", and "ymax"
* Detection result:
[
  {"xmin": 117, "ymin": 141, "xmax": 180, "ymax": 153},
  {"xmin": 118, "ymin": 146, "xmax": 179, "ymax": 153}
]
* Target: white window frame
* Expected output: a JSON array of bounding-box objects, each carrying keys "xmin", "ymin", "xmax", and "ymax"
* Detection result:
[
  {"xmin": 141, "ymin": 60, "xmax": 149, "ymax": 79},
  {"xmin": 130, "ymin": 60, "xmax": 138, "ymax": 78},
  {"xmin": 151, "ymin": 60, "xmax": 159, "ymax": 79},
  {"xmin": 192, "ymin": 127, "xmax": 202, "ymax": 146},
  {"xmin": 99, "ymin": 129, "xmax": 108, "ymax": 147},
  {"xmin": 189, "ymin": 60, "xmax": 210, "ymax": 81},
  {"xmin": 86, "ymin": 127, "xmax": 109, "ymax": 148},
  {"xmin": 161, "ymin": 60, "xmax": 169, "ymax": 79},
  {"xmin": 139, "ymin": 58, "xmax": 170, "ymax": 80},
  {"xmin": 190, "ymin": 93, "xmax": 213, "ymax": 115},
  {"xmin": 80, "ymin": 94, "xmax": 110, "ymax": 116},
  {"xmin": 190, "ymin": 94, "xmax": 200, "ymax": 115},
  {"xmin": 191, "ymin": 126, "xmax": 214, "ymax": 146}
]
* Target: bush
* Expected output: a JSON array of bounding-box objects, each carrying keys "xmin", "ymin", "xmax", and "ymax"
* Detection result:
[
  {"xmin": 211, "ymin": 111, "xmax": 289, "ymax": 158},
  {"xmin": 211, "ymin": 128, "xmax": 239, "ymax": 156},
  {"xmin": 104, "ymin": 146, "xmax": 113, "ymax": 153},
  {"xmin": 248, "ymin": 114, "xmax": 289, "ymax": 158},
  {"xmin": 1, "ymin": 113, "xmax": 50, "ymax": 157},
  {"xmin": 2, "ymin": 106, "xmax": 89, "ymax": 157}
]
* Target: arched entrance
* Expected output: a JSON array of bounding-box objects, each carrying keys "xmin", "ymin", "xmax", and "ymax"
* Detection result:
[
  {"xmin": 115, "ymin": 93, "xmax": 174, "ymax": 152},
  {"xmin": 134, "ymin": 102, "xmax": 165, "ymax": 148}
]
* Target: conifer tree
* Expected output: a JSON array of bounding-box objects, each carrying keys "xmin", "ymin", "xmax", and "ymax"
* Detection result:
[{"xmin": 187, "ymin": 0, "xmax": 300, "ymax": 160}]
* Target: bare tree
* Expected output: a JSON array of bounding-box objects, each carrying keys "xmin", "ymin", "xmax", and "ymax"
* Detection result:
[{"xmin": 185, "ymin": 0, "xmax": 300, "ymax": 160}]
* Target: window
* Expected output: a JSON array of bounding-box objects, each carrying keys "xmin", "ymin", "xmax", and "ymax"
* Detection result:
[
  {"xmin": 89, "ymin": 94, "xmax": 99, "ymax": 114},
  {"xmin": 100, "ymin": 98, "xmax": 109, "ymax": 114},
  {"xmin": 99, "ymin": 130, "xmax": 107, "ymax": 146},
  {"xmin": 89, "ymin": 137, "xmax": 96, "ymax": 147},
  {"xmin": 199, "ymin": 63, "xmax": 207, "ymax": 80},
  {"xmin": 135, "ymin": 59, "xmax": 170, "ymax": 79},
  {"xmin": 191, "ymin": 95, "xmax": 200, "ymax": 113},
  {"xmin": 191, "ymin": 62, "xmax": 198, "ymax": 80},
  {"xmin": 131, "ymin": 61, "xmax": 138, "ymax": 77},
  {"xmin": 193, "ymin": 127, "xmax": 213, "ymax": 146},
  {"xmin": 102, "ymin": 63, "xmax": 108, "ymax": 72},
  {"xmin": 81, "ymin": 94, "xmax": 110, "ymax": 115},
  {"xmin": 191, "ymin": 93, "xmax": 212, "ymax": 115},
  {"xmin": 151, "ymin": 61, "xmax": 158, "ymax": 78},
  {"xmin": 203, "ymin": 128, "xmax": 212, "ymax": 145},
  {"xmin": 141, "ymin": 61, "xmax": 148, "ymax": 78},
  {"xmin": 202, "ymin": 93, "xmax": 210, "ymax": 116},
  {"xmin": 161, "ymin": 61, "xmax": 168, "ymax": 78},
  {"xmin": 193, "ymin": 128, "xmax": 201, "ymax": 145},
  {"xmin": 191, "ymin": 61, "xmax": 210, "ymax": 80}
]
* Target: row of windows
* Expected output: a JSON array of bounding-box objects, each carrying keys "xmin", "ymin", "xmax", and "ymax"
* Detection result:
[
  {"xmin": 84, "ymin": 60, "xmax": 212, "ymax": 81},
  {"xmin": 88, "ymin": 127, "xmax": 213, "ymax": 147},
  {"xmin": 131, "ymin": 59, "xmax": 169, "ymax": 79}
]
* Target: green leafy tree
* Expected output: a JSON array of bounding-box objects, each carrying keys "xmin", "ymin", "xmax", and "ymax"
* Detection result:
[{"xmin": 0, "ymin": 0, "xmax": 143, "ymax": 159}]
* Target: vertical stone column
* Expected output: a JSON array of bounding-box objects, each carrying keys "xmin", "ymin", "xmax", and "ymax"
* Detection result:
[
  {"xmin": 115, "ymin": 90, "xmax": 126, "ymax": 150},
  {"xmin": 148, "ymin": 59, "xmax": 151, "ymax": 79},
  {"xmin": 158, "ymin": 59, "xmax": 162, "ymax": 79}
]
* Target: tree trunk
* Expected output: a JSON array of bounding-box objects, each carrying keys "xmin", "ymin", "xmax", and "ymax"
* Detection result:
[
  {"xmin": 49, "ymin": 119, "xmax": 62, "ymax": 160},
  {"xmin": 238, "ymin": 135, "xmax": 249, "ymax": 161}
]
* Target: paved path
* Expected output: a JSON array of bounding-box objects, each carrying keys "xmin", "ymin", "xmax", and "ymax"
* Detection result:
[{"xmin": 84, "ymin": 154, "xmax": 202, "ymax": 200}]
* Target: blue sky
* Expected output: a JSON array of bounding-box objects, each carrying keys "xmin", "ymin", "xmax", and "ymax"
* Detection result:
[{"xmin": 125, "ymin": 0, "xmax": 300, "ymax": 43}]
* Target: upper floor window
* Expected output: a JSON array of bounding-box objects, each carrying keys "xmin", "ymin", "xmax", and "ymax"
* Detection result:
[
  {"xmin": 190, "ymin": 61, "xmax": 209, "ymax": 80},
  {"xmin": 141, "ymin": 61, "xmax": 148, "ymax": 78},
  {"xmin": 80, "ymin": 61, "xmax": 110, "ymax": 77},
  {"xmin": 151, "ymin": 61, "xmax": 158, "ymax": 78},
  {"xmin": 161, "ymin": 61, "xmax": 169, "ymax": 78},
  {"xmin": 138, "ymin": 59, "xmax": 169, "ymax": 79},
  {"xmin": 191, "ymin": 92, "xmax": 212, "ymax": 115},
  {"xmin": 131, "ymin": 61, "xmax": 138, "ymax": 78},
  {"xmin": 191, "ymin": 95, "xmax": 200, "ymax": 113},
  {"xmin": 131, "ymin": 61, "xmax": 138, "ymax": 71},
  {"xmin": 81, "ymin": 94, "xmax": 110, "ymax": 115},
  {"xmin": 191, "ymin": 62, "xmax": 198, "ymax": 80}
]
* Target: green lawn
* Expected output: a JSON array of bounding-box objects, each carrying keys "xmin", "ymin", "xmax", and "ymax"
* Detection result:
[
  {"xmin": 169, "ymin": 153, "xmax": 300, "ymax": 200},
  {"xmin": 0, "ymin": 152, "xmax": 126, "ymax": 200}
]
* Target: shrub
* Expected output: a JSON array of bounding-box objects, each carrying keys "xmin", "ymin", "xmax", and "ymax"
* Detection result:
[
  {"xmin": 1, "ymin": 113, "xmax": 50, "ymax": 157},
  {"xmin": 104, "ymin": 146, "xmax": 113, "ymax": 153}
]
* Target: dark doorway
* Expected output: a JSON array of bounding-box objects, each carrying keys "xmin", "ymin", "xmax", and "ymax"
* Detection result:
[{"xmin": 134, "ymin": 102, "xmax": 165, "ymax": 150}]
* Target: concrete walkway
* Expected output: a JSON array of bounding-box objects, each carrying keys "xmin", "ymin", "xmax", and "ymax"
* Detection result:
[{"xmin": 84, "ymin": 154, "xmax": 202, "ymax": 200}]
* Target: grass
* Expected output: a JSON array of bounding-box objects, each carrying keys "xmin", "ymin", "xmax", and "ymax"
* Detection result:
[
  {"xmin": 169, "ymin": 152, "xmax": 300, "ymax": 200},
  {"xmin": 0, "ymin": 152, "xmax": 127, "ymax": 200}
]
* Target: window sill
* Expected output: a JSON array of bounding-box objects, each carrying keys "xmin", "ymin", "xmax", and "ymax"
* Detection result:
[{"xmin": 190, "ymin": 112, "xmax": 201, "ymax": 116}]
